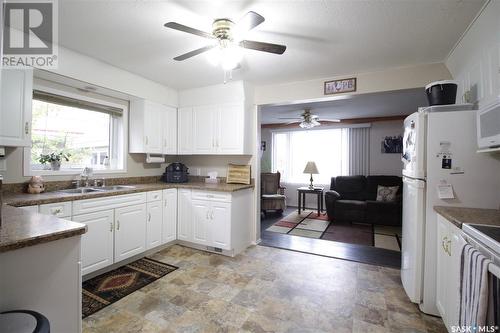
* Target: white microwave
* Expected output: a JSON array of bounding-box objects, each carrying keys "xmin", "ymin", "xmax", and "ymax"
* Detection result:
[{"xmin": 477, "ymin": 97, "xmax": 500, "ymax": 149}]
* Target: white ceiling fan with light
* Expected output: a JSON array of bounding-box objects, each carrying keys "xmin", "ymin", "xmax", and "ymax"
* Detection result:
[
  {"xmin": 278, "ymin": 109, "xmax": 341, "ymax": 129},
  {"xmin": 164, "ymin": 11, "xmax": 286, "ymax": 77}
]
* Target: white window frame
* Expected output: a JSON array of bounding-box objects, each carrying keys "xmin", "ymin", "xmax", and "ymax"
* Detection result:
[{"xmin": 23, "ymin": 84, "xmax": 129, "ymax": 177}]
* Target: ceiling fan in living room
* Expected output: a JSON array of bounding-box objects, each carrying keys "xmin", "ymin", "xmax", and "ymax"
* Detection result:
[
  {"xmin": 278, "ymin": 109, "xmax": 341, "ymax": 129},
  {"xmin": 164, "ymin": 11, "xmax": 287, "ymax": 73}
]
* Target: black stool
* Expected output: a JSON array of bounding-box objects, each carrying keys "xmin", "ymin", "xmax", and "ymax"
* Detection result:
[{"xmin": 0, "ymin": 310, "xmax": 50, "ymax": 333}]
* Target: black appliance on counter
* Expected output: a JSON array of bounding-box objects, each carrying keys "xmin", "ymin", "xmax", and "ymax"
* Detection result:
[{"xmin": 161, "ymin": 162, "xmax": 189, "ymax": 183}]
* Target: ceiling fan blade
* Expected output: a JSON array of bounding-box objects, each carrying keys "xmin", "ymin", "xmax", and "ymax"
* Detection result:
[
  {"xmin": 321, "ymin": 119, "xmax": 341, "ymax": 122},
  {"xmin": 278, "ymin": 117, "xmax": 302, "ymax": 119},
  {"xmin": 240, "ymin": 40, "xmax": 286, "ymax": 54},
  {"xmin": 173, "ymin": 45, "xmax": 215, "ymax": 61},
  {"xmin": 235, "ymin": 11, "xmax": 265, "ymax": 33},
  {"xmin": 164, "ymin": 22, "xmax": 214, "ymax": 39}
]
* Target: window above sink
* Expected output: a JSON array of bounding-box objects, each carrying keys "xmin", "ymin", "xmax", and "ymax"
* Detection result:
[{"xmin": 23, "ymin": 78, "xmax": 129, "ymax": 177}]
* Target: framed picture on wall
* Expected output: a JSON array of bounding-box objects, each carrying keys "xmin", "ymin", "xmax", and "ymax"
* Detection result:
[
  {"xmin": 324, "ymin": 77, "xmax": 357, "ymax": 95},
  {"xmin": 381, "ymin": 135, "xmax": 403, "ymax": 154}
]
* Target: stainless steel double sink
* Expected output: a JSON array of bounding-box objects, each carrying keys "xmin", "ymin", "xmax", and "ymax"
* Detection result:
[{"xmin": 58, "ymin": 185, "xmax": 136, "ymax": 194}]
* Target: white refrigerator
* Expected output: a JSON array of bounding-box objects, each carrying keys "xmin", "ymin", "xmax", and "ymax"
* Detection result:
[{"xmin": 400, "ymin": 105, "xmax": 500, "ymax": 316}]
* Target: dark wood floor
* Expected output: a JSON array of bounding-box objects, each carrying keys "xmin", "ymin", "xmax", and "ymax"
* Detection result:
[{"xmin": 260, "ymin": 207, "xmax": 402, "ymax": 268}]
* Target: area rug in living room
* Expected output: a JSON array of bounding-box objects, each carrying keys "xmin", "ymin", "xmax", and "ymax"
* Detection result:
[
  {"xmin": 82, "ymin": 257, "xmax": 177, "ymax": 318},
  {"xmin": 266, "ymin": 210, "xmax": 402, "ymax": 251}
]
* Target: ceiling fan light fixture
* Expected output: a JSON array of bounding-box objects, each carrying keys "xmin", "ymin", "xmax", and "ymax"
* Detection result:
[{"xmin": 207, "ymin": 42, "xmax": 243, "ymax": 71}]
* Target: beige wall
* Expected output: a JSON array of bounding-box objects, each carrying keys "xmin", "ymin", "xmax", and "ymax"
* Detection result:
[
  {"xmin": 1, "ymin": 147, "xmax": 174, "ymax": 183},
  {"xmin": 174, "ymin": 155, "xmax": 253, "ymax": 178},
  {"xmin": 369, "ymin": 120, "xmax": 404, "ymax": 176},
  {"xmin": 254, "ymin": 63, "xmax": 452, "ymax": 105}
]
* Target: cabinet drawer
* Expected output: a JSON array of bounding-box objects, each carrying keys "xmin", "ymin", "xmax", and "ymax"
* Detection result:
[
  {"xmin": 18, "ymin": 205, "xmax": 39, "ymax": 213},
  {"xmin": 147, "ymin": 190, "xmax": 162, "ymax": 202},
  {"xmin": 191, "ymin": 190, "xmax": 231, "ymax": 202},
  {"xmin": 39, "ymin": 201, "xmax": 72, "ymax": 218},
  {"xmin": 73, "ymin": 192, "xmax": 147, "ymax": 215}
]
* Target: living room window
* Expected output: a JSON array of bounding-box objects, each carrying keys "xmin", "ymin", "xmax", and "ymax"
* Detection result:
[
  {"xmin": 272, "ymin": 128, "xmax": 349, "ymax": 184},
  {"xmin": 24, "ymin": 84, "xmax": 128, "ymax": 176}
]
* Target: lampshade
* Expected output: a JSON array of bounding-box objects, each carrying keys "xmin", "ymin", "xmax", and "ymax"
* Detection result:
[{"xmin": 303, "ymin": 161, "xmax": 319, "ymax": 174}]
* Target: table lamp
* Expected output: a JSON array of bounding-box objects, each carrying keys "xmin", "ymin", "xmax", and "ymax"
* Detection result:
[{"xmin": 303, "ymin": 161, "xmax": 319, "ymax": 189}]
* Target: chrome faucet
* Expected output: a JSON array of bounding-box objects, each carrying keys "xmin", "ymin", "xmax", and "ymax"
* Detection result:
[{"xmin": 81, "ymin": 167, "xmax": 93, "ymax": 187}]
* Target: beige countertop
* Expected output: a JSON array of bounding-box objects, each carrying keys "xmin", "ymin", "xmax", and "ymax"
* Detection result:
[
  {"xmin": 4, "ymin": 182, "xmax": 254, "ymax": 207},
  {"xmin": 0, "ymin": 205, "xmax": 87, "ymax": 253},
  {"xmin": 434, "ymin": 206, "xmax": 500, "ymax": 229}
]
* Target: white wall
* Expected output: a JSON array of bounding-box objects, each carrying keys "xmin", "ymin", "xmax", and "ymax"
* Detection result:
[
  {"xmin": 260, "ymin": 128, "xmax": 272, "ymax": 173},
  {"xmin": 255, "ymin": 63, "xmax": 452, "ymax": 106},
  {"xmin": 1, "ymin": 46, "xmax": 179, "ymax": 184},
  {"xmin": 369, "ymin": 120, "xmax": 404, "ymax": 176},
  {"xmin": 54, "ymin": 46, "xmax": 177, "ymax": 106}
]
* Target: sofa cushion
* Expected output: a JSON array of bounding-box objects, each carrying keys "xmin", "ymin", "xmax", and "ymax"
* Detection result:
[
  {"xmin": 376, "ymin": 185, "xmax": 400, "ymax": 202},
  {"xmin": 331, "ymin": 176, "xmax": 367, "ymax": 201},
  {"xmin": 366, "ymin": 176, "xmax": 402, "ymax": 201},
  {"xmin": 366, "ymin": 200, "xmax": 402, "ymax": 226},
  {"xmin": 334, "ymin": 200, "xmax": 367, "ymax": 222}
]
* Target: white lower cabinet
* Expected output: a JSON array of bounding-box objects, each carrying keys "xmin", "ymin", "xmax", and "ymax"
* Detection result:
[
  {"xmin": 436, "ymin": 214, "xmax": 467, "ymax": 331},
  {"xmin": 162, "ymin": 189, "xmax": 177, "ymax": 244},
  {"xmin": 146, "ymin": 201, "xmax": 163, "ymax": 250},
  {"xmin": 114, "ymin": 204, "xmax": 147, "ymax": 262},
  {"xmin": 178, "ymin": 189, "xmax": 193, "ymax": 242},
  {"xmin": 192, "ymin": 199, "xmax": 211, "ymax": 246},
  {"xmin": 177, "ymin": 189, "xmax": 252, "ymax": 254},
  {"xmin": 210, "ymin": 201, "xmax": 231, "ymax": 250},
  {"xmin": 73, "ymin": 210, "xmax": 114, "ymax": 275}
]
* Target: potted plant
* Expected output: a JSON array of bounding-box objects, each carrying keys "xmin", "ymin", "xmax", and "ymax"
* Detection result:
[{"xmin": 39, "ymin": 152, "xmax": 71, "ymax": 171}]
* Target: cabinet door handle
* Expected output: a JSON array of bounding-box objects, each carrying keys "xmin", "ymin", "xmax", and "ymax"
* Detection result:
[
  {"xmin": 148, "ymin": 213, "xmax": 151, "ymax": 222},
  {"xmin": 145, "ymin": 136, "xmax": 149, "ymax": 145},
  {"xmin": 206, "ymin": 211, "xmax": 210, "ymax": 220},
  {"xmin": 116, "ymin": 220, "xmax": 120, "ymax": 230},
  {"xmin": 110, "ymin": 222, "xmax": 113, "ymax": 232},
  {"xmin": 165, "ymin": 199, "xmax": 167, "ymax": 207},
  {"xmin": 164, "ymin": 138, "xmax": 167, "ymax": 147},
  {"xmin": 25, "ymin": 122, "xmax": 30, "ymax": 135},
  {"xmin": 210, "ymin": 210, "xmax": 214, "ymax": 220}
]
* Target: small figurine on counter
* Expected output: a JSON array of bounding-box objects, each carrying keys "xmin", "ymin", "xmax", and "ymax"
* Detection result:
[{"xmin": 28, "ymin": 176, "xmax": 45, "ymax": 194}]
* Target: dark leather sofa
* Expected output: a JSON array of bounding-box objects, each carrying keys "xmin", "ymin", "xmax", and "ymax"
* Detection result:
[{"xmin": 324, "ymin": 175, "xmax": 402, "ymax": 226}]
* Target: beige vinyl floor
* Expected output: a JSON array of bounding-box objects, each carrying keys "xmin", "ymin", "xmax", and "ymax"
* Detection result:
[{"xmin": 83, "ymin": 244, "xmax": 446, "ymax": 333}]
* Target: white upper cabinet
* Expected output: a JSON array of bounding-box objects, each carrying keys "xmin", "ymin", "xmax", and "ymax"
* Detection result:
[
  {"xmin": 193, "ymin": 105, "xmax": 217, "ymax": 154},
  {"xmin": 218, "ymin": 103, "xmax": 244, "ymax": 154},
  {"xmin": 129, "ymin": 99, "xmax": 177, "ymax": 154},
  {"xmin": 177, "ymin": 80, "xmax": 253, "ymax": 155},
  {"xmin": 177, "ymin": 107, "xmax": 193, "ymax": 154},
  {"xmin": 0, "ymin": 68, "xmax": 33, "ymax": 147},
  {"xmin": 445, "ymin": 1, "xmax": 500, "ymax": 108},
  {"xmin": 162, "ymin": 106, "xmax": 177, "ymax": 155}
]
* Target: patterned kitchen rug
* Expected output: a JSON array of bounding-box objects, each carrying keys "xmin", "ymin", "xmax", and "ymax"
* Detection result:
[
  {"xmin": 82, "ymin": 257, "xmax": 177, "ymax": 318},
  {"xmin": 266, "ymin": 210, "xmax": 402, "ymax": 251}
]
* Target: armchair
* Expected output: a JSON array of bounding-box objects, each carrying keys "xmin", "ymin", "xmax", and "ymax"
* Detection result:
[{"xmin": 261, "ymin": 172, "xmax": 287, "ymax": 215}]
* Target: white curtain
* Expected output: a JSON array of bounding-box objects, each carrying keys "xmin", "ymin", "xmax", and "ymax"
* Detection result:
[{"xmin": 347, "ymin": 127, "xmax": 370, "ymax": 175}]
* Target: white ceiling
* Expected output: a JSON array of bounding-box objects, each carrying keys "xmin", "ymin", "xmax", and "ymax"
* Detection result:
[
  {"xmin": 260, "ymin": 88, "xmax": 427, "ymax": 124},
  {"xmin": 58, "ymin": 0, "xmax": 484, "ymax": 90}
]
